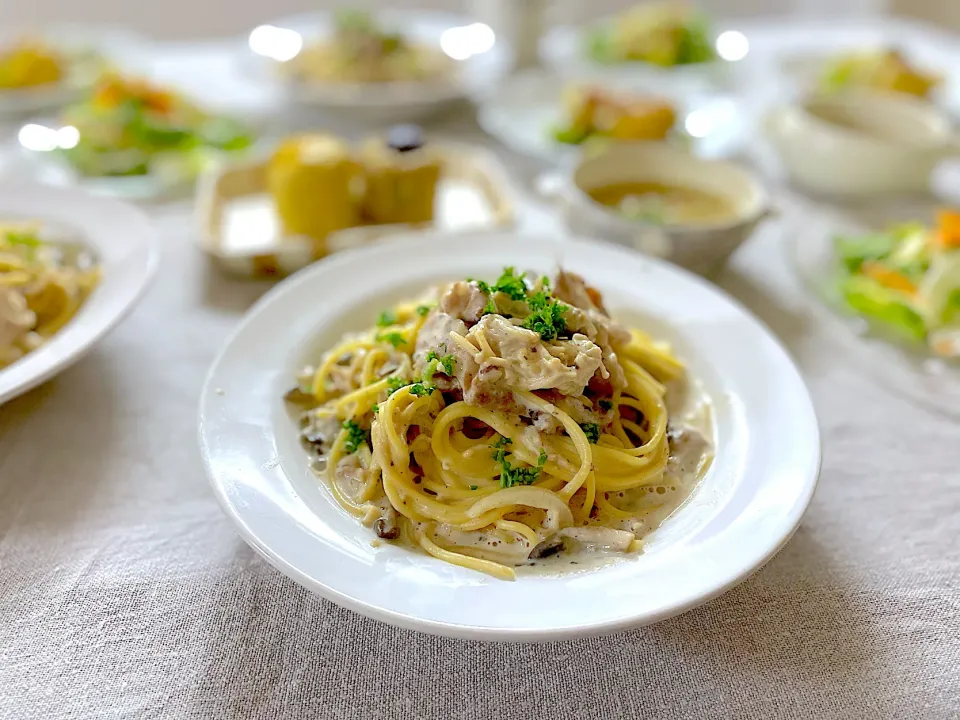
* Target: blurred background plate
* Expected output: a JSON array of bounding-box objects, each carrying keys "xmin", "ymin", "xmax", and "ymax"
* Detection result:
[
  {"xmin": 247, "ymin": 10, "xmax": 514, "ymax": 123},
  {"xmin": 477, "ymin": 68, "xmax": 748, "ymax": 163},
  {"xmin": 0, "ymin": 24, "xmax": 148, "ymax": 118}
]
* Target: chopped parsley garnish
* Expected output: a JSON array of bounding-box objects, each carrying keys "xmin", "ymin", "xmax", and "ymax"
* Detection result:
[
  {"xmin": 371, "ymin": 403, "xmax": 379, "ymax": 415},
  {"xmin": 522, "ymin": 297, "xmax": 568, "ymax": 341},
  {"xmin": 579, "ymin": 423, "xmax": 601, "ymax": 444},
  {"xmin": 376, "ymin": 310, "xmax": 397, "ymax": 327},
  {"xmin": 490, "ymin": 267, "xmax": 528, "ymax": 301},
  {"xmin": 415, "ymin": 304, "xmax": 433, "ymax": 317},
  {"xmin": 472, "ymin": 267, "xmax": 530, "ymax": 315},
  {"xmin": 386, "ymin": 376, "xmax": 409, "ymax": 396},
  {"xmin": 469, "ymin": 485, "xmax": 478, "ymax": 490},
  {"xmin": 408, "ymin": 382, "xmax": 436, "ymax": 397},
  {"xmin": 598, "ymin": 399, "xmax": 613, "ymax": 411},
  {"xmin": 425, "ymin": 350, "xmax": 455, "ymax": 376},
  {"xmin": 495, "ymin": 445, "xmax": 548, "ymax": 489},
  {"xmin": 342, "ymin": 420, "xmax": 368, "ymax": 454},
  {"xmin": 376, "ymin": 331, "xmax": 406, "ymax": 348}
]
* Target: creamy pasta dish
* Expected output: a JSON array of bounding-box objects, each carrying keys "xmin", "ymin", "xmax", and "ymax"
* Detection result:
[
  {"xmin": 286, "ymin": 268, "xmax": 712, "ymax": 580},
  {"xmin": 0, "ymin": 224, "xmax": 99, "ymax": 368}
]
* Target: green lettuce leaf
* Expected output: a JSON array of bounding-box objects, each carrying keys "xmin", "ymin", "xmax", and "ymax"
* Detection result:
[{"xmin": 840, "ymin": 275, "xmax": 927, "ymax": 341}]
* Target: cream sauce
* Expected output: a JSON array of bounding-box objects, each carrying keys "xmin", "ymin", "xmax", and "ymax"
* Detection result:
[{"xmin": 517, "ymin": 377, "xmax": 713, "ymax": 576}]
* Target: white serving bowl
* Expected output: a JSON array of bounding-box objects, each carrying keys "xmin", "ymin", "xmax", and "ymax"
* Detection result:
[
  {"xmin": 546, "ymin": 142, "xmax": 770, "ymax": 275},
  {"xmin": 765, "ymin": 91, "xmax": 960, "ymax": 197}
]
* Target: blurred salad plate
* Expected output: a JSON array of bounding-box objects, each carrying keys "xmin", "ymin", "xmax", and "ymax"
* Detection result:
[
  {"xmin": 19, "ymin": 72, "xmax": 258, "ymax": 199},
  {"xmin": 248, "ymin": 9, "xmax": 513, "ymax": 123},
  {"xmin": 790, "ymin": 203, "xmax": 960, "ymax": 418},
  {"xmin": 478, "ymin": 68, "xmax": 747, "ymax": 164},
  {"xmin": 0, "ymin": 25, "xmax": 144, "ymax": 117},
  {"xmin": 540, "ymin": 2, "xmax": 749, "ymax": 93}
]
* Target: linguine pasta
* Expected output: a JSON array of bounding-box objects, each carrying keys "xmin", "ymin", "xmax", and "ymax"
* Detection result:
[
  {"xmin": 0, "ymin": 223, "xmax": 100, "ymax": 368},
  {"xmin": 286, "ymin": 268, "xmax": 711, "ymax": 580}
]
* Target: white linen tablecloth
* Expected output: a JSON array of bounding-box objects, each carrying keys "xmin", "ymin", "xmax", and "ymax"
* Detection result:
[{"xmin": 1, "ymin": 46, "xmax": 959, "ymax": 720}]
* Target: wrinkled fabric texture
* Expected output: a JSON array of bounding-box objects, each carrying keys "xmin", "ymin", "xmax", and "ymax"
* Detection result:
[{"xmin": 1, "ymin": 149, "xmax": 959, "ymax": 719}]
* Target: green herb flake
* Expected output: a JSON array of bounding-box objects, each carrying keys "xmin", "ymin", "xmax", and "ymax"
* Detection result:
[
  {"xmin": 422, "ymin": 351, "xmax": 455, "ymax": 381},
  {"xmin": 342, "ymin": 420, "xmax": 369, "ymax": 454},
  {"xmin": 490, "ymin": 436, "xmax": 543, "ymax": 488},
  {"xmin": 371, "ymin": 403, "xmax": 380, "ymax": 415},
  {"xmin": 522, "ymin": 298, "xmax": 568, "ymax": 341},
  {"xmin": 415, "ymin": 304, "xmax": 433, "ymax": 317},
  {"xmin": 386, "ymin": 376, "xmax": 409, "ymax": 396},
  {"xmin": 376, "ymin": 331, "xmax": 406, "ymax": 348},
  {"xmin": 598, "ymin": 399, "xmax": 613, "ymax": 411},
  {"xmin": 469, "ymin": 485, "xmax": 478, "ymax": 490},
  {"xmin": 4, "ymin": 231, "xmax": 41, "ymax": 248},
  {"xmin": 492, "ymin": 267, "xmax": 528, "ymax": 301},
  {"xmin": 579, "ymin": 423, "xmax": 601, "ymax": 444},
  {"xmin": 376, "ymin": 310, "xmax": 397, "ymax": 327},
  {"xmin": 408, "ymin": 383, "xmax": 436, "ymax": 397},
  {"xmin": 498, "ymin": 458, "xmax": 544, "ymax": 489}
]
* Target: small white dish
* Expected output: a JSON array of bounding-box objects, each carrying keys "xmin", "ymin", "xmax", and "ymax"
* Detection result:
[
  {"xmin": 478, "ymin": 69, "xmax": 747, "ymax": 163},
  {"xmin": 248, "ymin": 10, "xmax": 513, "ymax": 124},
  {"xmin": 543, "ymin": 142, "xmax": 770, "ymax": 275},
  {"xmin": 765, "ymin": 91, "xmax": 960, "ymax": 197},
  {"xmin": 0, "ymin": 184, "xmax": 157, "ymax": 405},
  {"xmin": 198, "ymin": 229, "xmax": 820, "ymax": 640}
]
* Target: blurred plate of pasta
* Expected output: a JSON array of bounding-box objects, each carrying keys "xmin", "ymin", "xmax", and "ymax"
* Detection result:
[
  {"xmin": 198, "ymin": 229, "xmax": 820, "ymax": 640},
  {"xmin": 0, "ymin": 184, "xmax": 156, "ymax": 405},
  {"xmin": 246, "ymin": 9, "xmax": 513, "ymax": 123}
]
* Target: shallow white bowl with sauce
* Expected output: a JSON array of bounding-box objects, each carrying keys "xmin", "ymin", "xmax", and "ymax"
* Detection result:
[
  {"xmin": 548, "ymin": 142, "xmax": 771, "ymax": 275},
  {"xmin": 765, "ymin": 91, "xmax": 960, "ymax": 196},
  {"xmin": 0, "ymin": 184, "xmax": 157, "ymax": 405},
  {"xmin": 198, "ymin": 229, "xmax": 820, "ymax": 640}
]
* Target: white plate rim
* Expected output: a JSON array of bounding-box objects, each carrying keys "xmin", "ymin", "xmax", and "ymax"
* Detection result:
[
  {"xmin": 0, "ymin": 184, "xmax": 158, "ymax": 405},
  {"xmin": 198, "ymin": 229, "xmax": 821, "ymax": 641}
]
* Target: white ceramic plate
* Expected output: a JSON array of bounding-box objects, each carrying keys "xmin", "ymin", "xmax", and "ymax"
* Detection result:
[
  {"xmin": 478, "ymin": 69, "xmax": 747, "ymax": 163},
  {"xmin": 198, "ymin": 229, "xmax": 820, "ymax": 640},
  {"xmin": 248, "ymin": 10, "xmax": 513, "ymax": 123},
  {"xmin": 540, "ymin": 21, "xmax": 734, "ymax": 95},
  {"xmin": 0, "ymin": 184, "xmax": 157, "ymax": 405},
  {"xmin": 787, "ymin": 203, "xmax": 960, "ymax": 419}
]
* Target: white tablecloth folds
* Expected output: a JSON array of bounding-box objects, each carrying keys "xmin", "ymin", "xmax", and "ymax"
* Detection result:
[{"xmin": 1, "ymin": 18, "xmax": 960, "ymax": 719}]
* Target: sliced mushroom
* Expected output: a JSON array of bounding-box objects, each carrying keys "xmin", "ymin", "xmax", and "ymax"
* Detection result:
[
  {"xmin": 529, "ymin": 538, "xmax": 564, "ymax": 559},
  {"xmin": 284, "ymin": 387, "xmax": 318, "ymax": 410},
  {"xmin": 560, "ymin": 527, "xmax": 634, "ymax": 552},
  {"xmin": 374, "ymin": 508, "xmax": 400, "ymax": 540}
]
